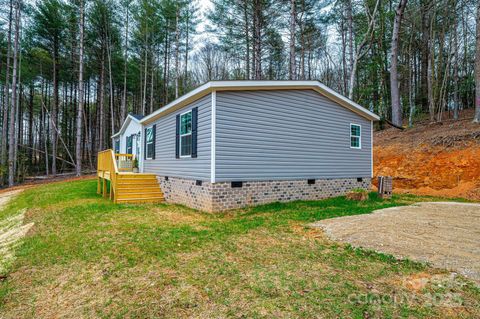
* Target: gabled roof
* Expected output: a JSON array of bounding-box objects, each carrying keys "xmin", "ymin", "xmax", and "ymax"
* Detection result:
[
  {"xmin": 140, "ymin": 80, "xmax": 380, "ymax": 125},
  {"xmin": 111, "ymin": 113, "xmax": 143, "ymax": 138},
  {"xmin": 130, "ymin": 114, "xmax": 144, "ymax": 121}
]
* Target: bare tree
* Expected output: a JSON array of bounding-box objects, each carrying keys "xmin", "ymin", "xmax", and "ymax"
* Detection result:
[
  {"xmin": 348, "ymin": 0, "xmax": 381, "ymax": 99},
  {"xmin": 75, "ymin": 0, "xmax": 84, "ymax": 176},
  {"xmin": 390, "ymin": 0, "xmax": 409, "ymax": 126}
]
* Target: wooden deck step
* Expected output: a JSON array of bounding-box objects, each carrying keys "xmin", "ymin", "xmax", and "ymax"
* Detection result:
[
  {"xmin": 117, "ymin": 186, "xmax": 161, "ymax": 193},
  {"xmin": 117, "ymin": 179, "xmax": 158, "ymax": 187},
  {"xmin": 117, "ymin": 174, "xmax": 157, "ymax": 179},
  {"xmin": 115, "ymin": 173, "xmax": 164, "ymax": 204},
  {"xmin": 97, "ymin": 150, "xmax": 165, "ymax": 204},
  {"xmin": 117, "ymin": 191, "xmax": 164, "ymax": 198},
  {"xmin": 116, "ymin": 197, "xmax": 165, "ymax": 204}
]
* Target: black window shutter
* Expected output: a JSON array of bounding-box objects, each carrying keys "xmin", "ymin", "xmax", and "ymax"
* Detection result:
[
  {"xmin": 144, "ymin": 128, "xmax": 147, "ymax": 160},
  {"xmin": 125, "ymin": 136, "xmax": 128, "ymax": 153},
  {"xmin": 152, "ymin": 124, "xmax": 156, "ymax": 159},
  {"xmin": 175, "ymin": 114, "xmax": 180, "ymax": 159},
  {"xmin": 191, "ymin": 107, "xmax": 198, "ymax": 158}
]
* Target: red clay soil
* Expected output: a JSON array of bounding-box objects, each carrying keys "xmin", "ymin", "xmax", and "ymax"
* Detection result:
[{"xmin": 374, "ymin": 116, "xmax": 480, "ymax": 200}]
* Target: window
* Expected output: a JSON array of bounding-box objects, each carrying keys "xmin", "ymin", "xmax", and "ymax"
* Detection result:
[
  {"xmin": 146, "ymin": 127, "xmax": 154, "ymax": 159},
  {"xmin": 350, "ymin": 124, "xmax": 361, "ymax": 149},
  {"xmin": 114, "ymin": 140, "xmax": 120, "ymax": 153},
  {"xmin": 126, "ymin": 135, "xmax": 133, "ymax": 154},
  {"xmin": 180, "ymin": 110, "xmax": 192, "ymax": 157}
]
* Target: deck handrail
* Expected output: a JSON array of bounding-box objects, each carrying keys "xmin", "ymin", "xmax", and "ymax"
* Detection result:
[
  {"xmin": 97, "ymin": 149, "xmax": 120, "ymax": 202},
  {"xmin": 115, "ymin": 153, "xmax": 135, "ymax": 171}
]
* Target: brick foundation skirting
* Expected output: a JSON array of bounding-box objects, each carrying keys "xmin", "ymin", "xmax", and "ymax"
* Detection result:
[{"xmin": 158, "ymin": 176, "xmax": 371, "ymax": 212}]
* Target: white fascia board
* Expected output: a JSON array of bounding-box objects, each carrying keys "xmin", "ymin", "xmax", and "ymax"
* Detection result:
[
  {"xmin": 314, "ymin": 82, "xmax": 380, "ymax": 121},
  {"xmin": 140, "ymin": 82, "xmax": 213, "ymax": 125},
  {"xmin": 140, "ymin": 80, "xmax": 380, "ymax": 125}
]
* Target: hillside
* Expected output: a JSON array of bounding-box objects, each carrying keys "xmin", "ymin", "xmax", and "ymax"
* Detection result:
[{"xmin": 374, "ymin": 114, "xmax": 480, "ymax": 200}]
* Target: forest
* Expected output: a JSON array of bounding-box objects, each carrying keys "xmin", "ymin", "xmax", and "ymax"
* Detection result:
[{"xmin": 0, "ymin": 0, "xmax": 479, "ymax": 186}]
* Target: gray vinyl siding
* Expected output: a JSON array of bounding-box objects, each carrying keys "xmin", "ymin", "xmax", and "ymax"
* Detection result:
[
  {"xmin": 215, "ymin": 89, "xmax": 372, "ymax": 181},
  {"xmin": 143, "ymin": 94, "xmax": 211, "ymax": 180}
]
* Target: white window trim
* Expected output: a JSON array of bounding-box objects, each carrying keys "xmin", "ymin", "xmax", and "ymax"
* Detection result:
[
  {"xmin": 350, "ymin": 123, "xmax": 362, "ymax": 149},
  {"xmin": 145, "ymin": 126, "xmax": 154, "ymax": 160},
  {"xmin": 179, "ymin": 110, "xmax": 193, "ymax": 158}
]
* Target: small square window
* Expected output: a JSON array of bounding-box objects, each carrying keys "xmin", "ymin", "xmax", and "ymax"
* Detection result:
[{"xmin": 350, "ymin": 124, "xmax": 361, "ymax": 149}]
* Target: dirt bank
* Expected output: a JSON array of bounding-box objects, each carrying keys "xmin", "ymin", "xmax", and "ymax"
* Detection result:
[{"xmin": 374, "ymin": 117, "xmax": 480, "ymax": 200}]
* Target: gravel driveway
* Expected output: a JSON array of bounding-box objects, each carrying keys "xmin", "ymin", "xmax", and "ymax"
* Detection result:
[{"xmin": 310, "ymin": 202, "xmax": 480, "ymax": 283}]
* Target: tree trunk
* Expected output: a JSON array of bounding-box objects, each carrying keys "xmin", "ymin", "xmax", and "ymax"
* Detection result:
[
  {"xmin": 289, "ymin": 0, "xmax": 296, "ymax": 80},
  {"xmin": 150, "ymin": 48, "xmax": 154, "ymax": 113},
  {"xmin": 142, "ymin": 42, "xmax": 148, "ymax": 114},
  {"xmin": 175, "ymin": 7, "xmax": 180, "ymax": 99},
  {"xmin": 340, "ymin": 16, "xmax": 348, "ymax": 94},
  {"xmin": 107, "ymin": 31, "xmax": 115, "ymax": 138},
  {"xmin": 99, "ymin": 48, "xmax": 105, "ymax": 151},
  {"xmin": 419, "ymin": 0, "xmax": 430, "ymax": 112},
  {"xmin": 76, "ymin": 0, "xmax": 84, "ymax": 176},
  {"xmin": 184, "ymin": 8, "xmax": 189, "ymax": 89},
  {"xmin": 2, "ymin": 0, "xmax": 13, "ymax": 172},
  {"xmin": 453, "ymin": 17, "xmax": 459, "ymax": 120},
  {"xmin": 243, "ymin": 1, "xmax": 250, "ymax": 80},
  {"xmin": 8, "ymin": 0, "xmax": 20, "ymax": 187},
  {"xmin": 390, "ymin": 0, "xmax": 408, "ymax": 127},
  {"xmin": 474, "ymin": 0, "xmax": 480, "ymax": 122},
  {"xmin": 51, "ymin": 39, "xmax": 59, "ymax": 176},
  {"xmin": 121, "ymin": 2, "xmax": 129, "ymax": 124},
  {"xmin": 28, "ymin": 83, "xmax": 34, "ymax": 165},
  {"xmin": 346, "ymin": 0, "xmax": 353, "ymax": 78},
  {"xmin": 253, "ymin": 0, "xmax": 262, "ymax": 80}
]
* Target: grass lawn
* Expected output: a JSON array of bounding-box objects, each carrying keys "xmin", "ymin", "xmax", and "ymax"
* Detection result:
[{"xmin": 0, "ymin": 179, "xmax": 478, "ymax": 318}]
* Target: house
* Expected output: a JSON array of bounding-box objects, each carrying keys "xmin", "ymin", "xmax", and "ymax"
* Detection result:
[
  {"xmin": 105, "ymin": 80, "xmax": 380, "ymax": 212},
  {"xmin": 111, "ymin": 113, "xmax": 144, "ymax": 159}
]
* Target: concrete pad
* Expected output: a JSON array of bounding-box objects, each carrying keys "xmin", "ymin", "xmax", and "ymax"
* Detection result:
[{"xmin": 310, "ymin": 202, "xmax": 480, "ymax": 283}]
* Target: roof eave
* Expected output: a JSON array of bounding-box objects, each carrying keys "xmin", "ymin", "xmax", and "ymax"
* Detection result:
[{"xmin": 110, "ymin": 114, "xmax": 141, "ymax": 138}]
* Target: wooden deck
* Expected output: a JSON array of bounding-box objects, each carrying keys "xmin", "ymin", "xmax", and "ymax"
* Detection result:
[{"xmin": 97, "ymin": 150, "xmax": 164, "ymax": 204}]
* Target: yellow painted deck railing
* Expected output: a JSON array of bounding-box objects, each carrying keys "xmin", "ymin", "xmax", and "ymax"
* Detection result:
[
  {"xmin": 97, "ymin": 149, "xmax": 135, "ymax": 202},
  {"xmin": 115, "ymin": 153, "xmax": 135, "ymax": 171}
]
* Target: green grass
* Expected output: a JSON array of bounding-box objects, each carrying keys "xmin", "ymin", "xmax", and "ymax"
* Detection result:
[{"xmin": 0, "ymin": 179, "xmax": 478, "ymax": 318}]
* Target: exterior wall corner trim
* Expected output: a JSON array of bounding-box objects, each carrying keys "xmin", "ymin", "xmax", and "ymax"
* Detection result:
[{"xmin": 211, "ymin": 90, "xmax": 216, "ymax": 183}]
